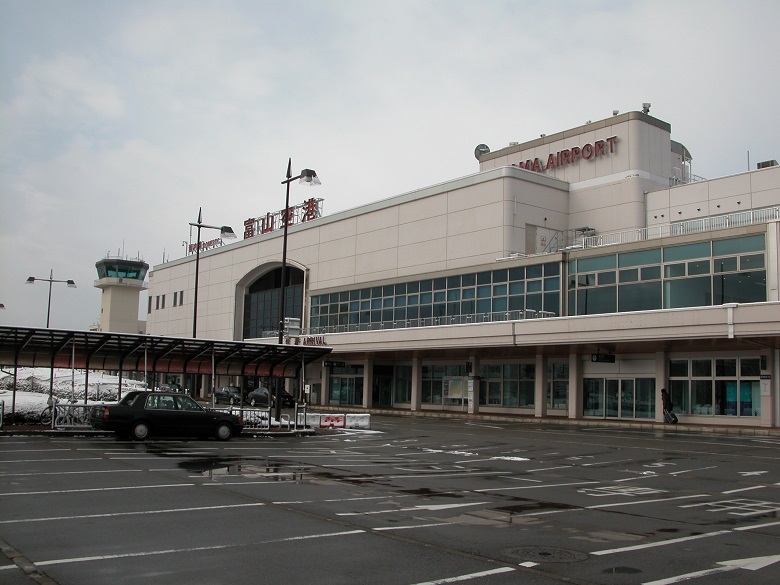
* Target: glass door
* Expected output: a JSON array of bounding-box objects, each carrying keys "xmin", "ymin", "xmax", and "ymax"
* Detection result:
[
  {"xmin": 620, "ymin": 379, "xmax": 635, "ymax": 418},
  {"xmin": 605, "ymin": 379, "xmax": 619, "ymax": 417}
]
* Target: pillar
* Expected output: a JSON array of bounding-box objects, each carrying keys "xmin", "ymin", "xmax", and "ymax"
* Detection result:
[
  {"xmin": 535, "ymin": 354, "xmax": 548, "ymax": 418},
  {"xmin": 568, "ymin": 352, "xmax": 582, "ymax": 419},
  {"xmin": 411, "ymin": 356, "xmax": 422, "ymax": 411},
  {"xmin": 363, "ymin": 358, "xmax": 373, "ymax": 409}
]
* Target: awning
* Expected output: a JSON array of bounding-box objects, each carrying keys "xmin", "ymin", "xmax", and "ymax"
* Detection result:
[{"xmin": 0, "ymin": 326, "xmax": 331, "ymax": 378}]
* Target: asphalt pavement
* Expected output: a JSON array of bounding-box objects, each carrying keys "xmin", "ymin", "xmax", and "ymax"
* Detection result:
[{"xmin": 1, "ymin": 416, "xmax": 779, "ymax": 585}]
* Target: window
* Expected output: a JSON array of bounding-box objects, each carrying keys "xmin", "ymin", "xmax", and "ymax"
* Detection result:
[
  {"xmin": 478, "ymin": 362, "xmax": 534, "ymax": 408},
  {"xmin": 668, "ymin": 356, "xmax": 762, "ymax": 417},
  {"xmin": 309, "ymin": 262, "xmax": 561, "ymax": 331},
  {"xmin": 394, "ymin": 366, "xmax": 412, "ymax": 403},
  {"xmin": 547, "ymin": 362, "xmax": 569, "ymax": 409},
  {"xmin": 570, "ymin": 235, "xmax": 766, "ymax": 317}
]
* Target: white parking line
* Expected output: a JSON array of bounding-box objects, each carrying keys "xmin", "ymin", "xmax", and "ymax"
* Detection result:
[
  {"xmin": 592, "ymin": 531, "xmax": 732, "ymax": 556},
  {"xmin": 409, "ymin": 567, "xmax": 516, "ymax": 584},
  {"xmin": 0, "ymin": 469, "xmax": 143, "ymax": 477},
  {"xmin": 722, "ymin": 485, "xmax": 765, "ymax": 494},
  {"xmin": 587, "ymin": 494, "xmax": 708, "ymax": 509},
  {"xmin": 374, "ymin": 523, "xmax": 449, "ymax": 531},
  {"xmin": 0, "ymin": 457, "xmax": 103, "ymax": 463},
  {"xmin": 0, "ymin": 483, "xmax": 194, "ymax": 496},
  {"xmin": 476, "ymin": 481, "xmax": 599, "ymax": 493},
  {"xmin": 0, "ymin": 503, "xmax": 265, "ymax": 524},
  {"xmin": 34, "ymin": 530, "xmax": 365, "ymax": 567}
]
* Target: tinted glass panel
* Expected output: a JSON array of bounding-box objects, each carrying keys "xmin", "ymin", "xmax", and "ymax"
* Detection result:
[
  {"xmin": 619, "ymin": 248, "xmax": 661, "ymax": 267},
  {"xmin": 664, "ymin": 242, "xmax": 710, "ymax": 262},
  {"xmin": 578, "ymin": 255, "xmax": 616, "ymax": 272},
  {"xmin": 712, "ymin": 235, "xmax": 764, "ymax": 255}
]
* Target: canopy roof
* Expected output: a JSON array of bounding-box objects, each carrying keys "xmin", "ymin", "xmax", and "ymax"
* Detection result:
[{"xmin": 0, "ymin": 326, "xmax": 331, "ymax": 378}]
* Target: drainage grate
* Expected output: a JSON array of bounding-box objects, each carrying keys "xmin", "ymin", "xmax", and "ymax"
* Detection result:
[{"xmin": 501, "ymin": 546, "xmax": 589, "ymax": 563}]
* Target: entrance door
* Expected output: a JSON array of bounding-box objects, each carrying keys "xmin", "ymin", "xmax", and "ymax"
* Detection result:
[
  {"xmin": 372, "ymin": 376, "xmax": 393, "ymax": 407},
  {"xmin": 605, "ymin": 379, "xmax": 619, "ymax": 417},
  {"xmin": 584, "ymin": 378, "xmax": 645, "ymax": 419}
]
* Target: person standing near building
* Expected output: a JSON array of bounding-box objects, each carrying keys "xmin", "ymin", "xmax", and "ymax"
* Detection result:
[{"xmin": 661, "ymin": 388, "xmax": 677, "ymax": 424}]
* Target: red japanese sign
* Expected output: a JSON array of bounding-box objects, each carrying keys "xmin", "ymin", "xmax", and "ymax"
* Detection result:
[{"xmin": 244, "ymin": 198, "xmax": 324, "ymax": 239}]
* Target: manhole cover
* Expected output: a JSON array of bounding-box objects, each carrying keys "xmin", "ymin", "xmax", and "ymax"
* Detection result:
[{"xmin": 501, "ymin": 546, "xmax": 589, "ymax": 563}]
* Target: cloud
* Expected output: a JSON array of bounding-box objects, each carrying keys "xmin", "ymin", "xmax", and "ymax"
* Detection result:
[
  {"xmin": 8, "ymin": 53, "xmax": 124, "ymax": 122},
  {"xmin": 1, "ymin": 0, "xmax": 779, "ymax": 331}
]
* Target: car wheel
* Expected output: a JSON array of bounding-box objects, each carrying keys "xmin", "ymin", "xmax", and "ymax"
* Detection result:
[
  {"xmin": 215, "ymin": 422, "xmax": 233, "ymax": 441},
  {"xmin": 131, "ymin": 421, "xmax": 150, "ymax": 441},
  {"xmin": 250, "ymin": 398, "xmax": 256, "ymax": 407},
  {"xmin": 229, "ymin": 397, "xmax": 237, "ymax": 406}
]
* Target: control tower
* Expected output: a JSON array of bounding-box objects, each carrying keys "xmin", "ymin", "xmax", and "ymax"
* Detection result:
[{"xmin": 94, "ymin": 256, "xmax": 149, "ymax": 334}]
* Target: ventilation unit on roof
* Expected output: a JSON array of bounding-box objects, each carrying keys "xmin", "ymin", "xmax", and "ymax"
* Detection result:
[{"xmin": 757, "ymin": 160, "xmax": 778, "ymax": 169}]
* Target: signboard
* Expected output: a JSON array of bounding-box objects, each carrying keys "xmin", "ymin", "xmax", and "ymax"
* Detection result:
[
  {"xmin": 444, "ymin": 378, "xmax": 466, "ymax": 400},
  {"xmin": 186, "ymin": 237, "xmax": 225, "ymax": 256},
  {"xmin": 591, "ymin": 354, "xmax": 616, "ymax": 363},
  {"xmin": 514, "ymin": 136, "xmax": 617, "ymax": 174},
  {"xmin": 761, "ymin": 374, "xmax": 771, "ymax": 396},
  {"xmin": 324, "ymin": 360, "xmax": 346, "ymax": 368},
  {"xmin": 243, "ymin": 198, "xmax": 324, "ymax": 240}
]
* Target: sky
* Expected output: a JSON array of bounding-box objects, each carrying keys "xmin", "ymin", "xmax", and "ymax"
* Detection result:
[{"xmin": 1, "ymin": 0, "xmax": 779, "ymax": 330}]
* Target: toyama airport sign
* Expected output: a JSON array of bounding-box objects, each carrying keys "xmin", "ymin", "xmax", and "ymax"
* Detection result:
[
  {"xmin": 244, "ymin": 198, "xmax": 324, "ymax": 240},
  {"xmin": 514, "ymin": 135, "xmax": 617, "ymax": 173}
]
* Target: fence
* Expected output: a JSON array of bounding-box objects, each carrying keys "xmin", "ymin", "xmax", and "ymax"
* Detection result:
[{"xmin": 220, "ymin": 402, "xmax": 308, "ymax": 432}]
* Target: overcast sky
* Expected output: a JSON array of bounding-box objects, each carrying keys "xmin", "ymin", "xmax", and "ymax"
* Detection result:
[{"xmin": 1, "ymin": 0, "xmax": 779, "ymax": 331}]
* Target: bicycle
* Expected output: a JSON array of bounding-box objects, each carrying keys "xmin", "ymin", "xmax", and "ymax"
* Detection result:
[
  {"xmin": 39, "ymin": 398, "xmax": 82, "ymax": 427},
  {"xmin": 39, "ymin": 403, "xmax": 56, "ymax": 425}
]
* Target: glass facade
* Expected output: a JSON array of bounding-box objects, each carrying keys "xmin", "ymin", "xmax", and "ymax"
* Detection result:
[
  {"xmin": 547, "ymin": 362, "xmax": 569, "ymax": 410},
  {"xmin": 668, "ymin": 357, "xmax": 762, "ymax": 417},
  {"xmin": 309, "ymin": 263, "xmax": 561, "ymax": 333},
  {"xmin": 243, "ymin": 267, "xmax": 304, "ymax": 339},
  {"xmin": 583, "ymin": 377, "xmax": 655, "ymax": 418},
  {"xmin": 328, "ymin": 364, "xmax": 364, "ymax": 406},
  {"xmin": 568, "ymin": 235, "xmax": 766, "ymax": 315},
  {"xmin": 478, "ymin": 362, "xmax": 535, "ymax": 408}
]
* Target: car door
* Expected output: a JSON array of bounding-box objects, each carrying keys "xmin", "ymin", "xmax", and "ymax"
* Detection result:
[
  {"xmin": 144, "ymin": 394, "xmax": 180, "ymax": 436},
  {"xmin": 174, "ymin": 394, "xmax": 214, "ymax": 436}
]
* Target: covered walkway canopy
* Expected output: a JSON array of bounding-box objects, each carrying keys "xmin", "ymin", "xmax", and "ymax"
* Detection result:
[{"xmin": 0, "ymin": 326, "xmax": 332, "ymax": 379}]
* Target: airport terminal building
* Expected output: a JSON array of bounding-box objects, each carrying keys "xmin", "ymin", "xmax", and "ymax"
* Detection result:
[{"xmin": 146, "ymin": 110, "xmax": 780, "ymax": 428}]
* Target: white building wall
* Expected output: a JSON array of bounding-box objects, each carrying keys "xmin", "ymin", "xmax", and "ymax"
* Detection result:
[{"xmin": 646, "ymin": 165, "xmax": 780, "ymax": 226}]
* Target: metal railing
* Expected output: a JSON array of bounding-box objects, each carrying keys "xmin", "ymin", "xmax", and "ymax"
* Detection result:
[
  {"xmin": 220, "ymin": 402, "xmax": 309, "ymax": 432},
  {"xmin": 581, "ymin": 207, "xmax": 780, "ymax": 250},
  {"xmin": 50, "ymin": 403, "xmax": 93, "ymax": 429}
]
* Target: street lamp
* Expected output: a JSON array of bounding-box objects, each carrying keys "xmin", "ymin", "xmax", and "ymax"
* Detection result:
[
  {"xmin": 276, "ymin": 158, "xmax": 320, "ymax": 419},
  {"xmin": 189, "ymin": 207, "xmax": 236, "ymax": 338},
  {"xmin": 25, "ymin": 269, "xmax": 77, "ymax": 327}
]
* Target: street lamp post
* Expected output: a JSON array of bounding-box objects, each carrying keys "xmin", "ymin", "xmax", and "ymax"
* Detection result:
[
  {"xmin": 276, "ymin": 158, "xmax": 320, "ymax": 420},
  {"xmin": 189, "ymin": 207, "xmax": 236, "ymax": 339},
  {"xmin": 26, "ymin": 269, "xmax": 77, "ymax": 328},
  {"xmin": 26, "ymin": 269, "xmax": 77, "ymax": 412}
]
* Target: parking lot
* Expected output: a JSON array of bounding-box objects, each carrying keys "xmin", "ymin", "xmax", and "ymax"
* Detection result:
[{"xmin": 1, "ymin": 417, "xmax": 779, "ymax": 585}]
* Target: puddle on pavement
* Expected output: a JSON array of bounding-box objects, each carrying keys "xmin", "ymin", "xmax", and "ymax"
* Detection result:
[
  {"xmin": 178, "ymin": 457, "xmax": 308, "ymax": 481},
  {"xmin": 399, "ymin": 488, "xmax": 464, "ymax": 499},
  {"xmin": 602, "ymin": 566, "xmax": 642, "ymax": 574},
  {"xmin": 492, "ymin": 497, "xmax": 578, "ymax": 515}
]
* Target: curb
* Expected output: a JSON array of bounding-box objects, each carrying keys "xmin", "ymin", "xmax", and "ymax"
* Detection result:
[{"xmin": 0, "ymin": 427, "xmax": 317, "ymax": 438}]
